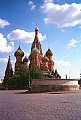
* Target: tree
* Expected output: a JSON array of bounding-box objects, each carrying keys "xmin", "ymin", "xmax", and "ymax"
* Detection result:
[
  {"xmin": 3, "ymin": 65, "xmax": 29, "ymax": 89},
  {"xmin": 7, "ymin": 75, "xmax": 21, "ymax": 89},
  {"xmin": 30, "ymin": 67, "xmax": 43, "ymax": 79},
  {"xmin": 53, "ymin": 69, "xmax": 61, "ymax": 79},
  {"xmin": 17, "ymin": 65, "xmax": 29, "ymax": 82}
]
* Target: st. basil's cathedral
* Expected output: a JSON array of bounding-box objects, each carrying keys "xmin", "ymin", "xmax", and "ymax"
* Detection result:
[{"xmin": 4, "ymin": 27, "xmax": 54, "ymax": 80}]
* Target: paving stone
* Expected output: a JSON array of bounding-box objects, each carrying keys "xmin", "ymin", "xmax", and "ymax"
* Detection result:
[{"xmin": 0, "ymin": 90, "xmax": 81, "ymax": 120}]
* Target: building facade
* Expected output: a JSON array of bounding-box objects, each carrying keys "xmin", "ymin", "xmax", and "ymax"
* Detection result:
[{"xmin": 4, "ymin": 27, "xmax": 54, "ymax": 80}]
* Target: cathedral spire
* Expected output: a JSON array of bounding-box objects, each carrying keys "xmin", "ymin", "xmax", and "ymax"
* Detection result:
[
  {"xmin": 35, "ymin": 27, "xmax": 39, "ymax": 36},
  {"xmin": 6, "ymin": 56, "xmax": 12, "ymax": 71},
  {"xmin": 31, "ymin": 27, "xmax": 43, "ymax": 55},
  {"xmin": 34, "ymin": 27, "xmax": 39, "ymax": 43},
  {"xmin": 34, "ymin": 36, "xmax": 37, "ymax": 48},
  {"xmin": 4, "ymin": 56, "xmax": 13, "ymax": 81}
]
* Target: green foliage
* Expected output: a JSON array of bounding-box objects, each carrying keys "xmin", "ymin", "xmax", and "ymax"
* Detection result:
[
  {"xmin": 53, "ymin": 69, "xmax": 61, "ymax": 79},
  {"xmin": 0, "ymin": 83, "xmax": 3, "ymax": 90},
  {"xmin": 3, "ymin": 65, "xmax": 29, "ymax": 89},
  {"xmin": 2, "ymin": 65, "xmax": 44, "ymax": 89},
  {"xmin": 30, "ymin": 67, "xmax": 43, "ymax": 79},
  {"xmin": 54, "ymin": 70, "xmax": 61, "ymax": 78},
  {"xmin": 7, "ymin": 75, "xmax": 21, "ymax": 89},
  {"xmin": 16, "ymin": 65, "xmax": 29, "ymax": 81}
]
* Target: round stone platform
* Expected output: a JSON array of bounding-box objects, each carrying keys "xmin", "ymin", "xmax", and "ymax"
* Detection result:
[{"xmin": 31, "ymin": 79, "xmax": 79, "ymax": 92}]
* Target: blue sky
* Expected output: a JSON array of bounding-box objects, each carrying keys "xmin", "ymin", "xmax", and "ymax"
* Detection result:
[{"xmin": 0, "ymin": 0, "xmax": 81, "ymax": 79}]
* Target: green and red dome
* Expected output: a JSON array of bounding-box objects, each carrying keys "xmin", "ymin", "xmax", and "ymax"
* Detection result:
[{"xmin": 31, "ymin": 47, "xmax": 39, "ymax": 54}]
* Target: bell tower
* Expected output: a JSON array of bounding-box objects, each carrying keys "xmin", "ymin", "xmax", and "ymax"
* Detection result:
[
  {"xmin": 31, "ymin": 27, "xmax": 43, "ymax": 55},
  {"xmin": 30, "ymin": 27, "xmax": 43, "ymax": 69}
]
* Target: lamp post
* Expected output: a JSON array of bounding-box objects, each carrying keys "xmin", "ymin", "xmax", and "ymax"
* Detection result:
[
  {"xmin": 28, "ymin": 70, "xmax": 31, "ymax": 91},
  {"xmin": 80, "ymin": 73, "xmax": 81, "ymax": 80}
]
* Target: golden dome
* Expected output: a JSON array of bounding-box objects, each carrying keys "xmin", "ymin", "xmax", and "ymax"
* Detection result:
[
  {"xmin": 14, "ymin": 46, "xmax": 24, "ymax": 57},
  {"xmin": 42, "ymin": 56, "xmax": 49, "ymax": 62}
]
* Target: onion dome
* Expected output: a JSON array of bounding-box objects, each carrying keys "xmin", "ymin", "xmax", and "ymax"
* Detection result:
[
  {"xmin": 42, "ymin": 56, "xmax": 49, "ymax": 62},
  {"xmin": 14, "ymin": 46, "xmax": 24, "ymax": 57},
  {"xmin": 46, "ymin": 48, "xmax": 53, "ymax": 56},
  {"xmin": 31, "ymin": 47, "xmax": 39, "ymax": 54},
  {"xmin": 23, "ymin": 56, "xmax": 28, "ymax": 62}
]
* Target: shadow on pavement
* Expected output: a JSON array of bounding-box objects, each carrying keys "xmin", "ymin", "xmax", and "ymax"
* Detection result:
[
  {"xmin": 15, "ymin": 90, "xmax": 81, "ymax": 94},
  {"xmin": 15, "ymin": 91, "xmax": 68, "ymax": 94}
]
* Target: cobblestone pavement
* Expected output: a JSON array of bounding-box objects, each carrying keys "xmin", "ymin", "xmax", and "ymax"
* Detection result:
[{"xmin": 0, "ymin": 90, "xmax": 81, "ymax": 120}]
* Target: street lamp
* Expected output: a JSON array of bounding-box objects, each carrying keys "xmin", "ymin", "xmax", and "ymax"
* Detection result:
[{"xmin": 28, "ymin": 71, "xmax": 31, "ymax": 91}]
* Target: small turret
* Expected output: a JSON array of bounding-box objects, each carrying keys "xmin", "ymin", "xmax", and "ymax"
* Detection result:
[
  {"xmin": 23, "ymin": 56, "xmax": 28, "ymax": 62},
  {"xmin": 46, "ymin": 48, "xmax": 53, "ymax": 57},
  {"xmin": 23, "ymin": 56, "xmax": 28, "ymax": 66}
]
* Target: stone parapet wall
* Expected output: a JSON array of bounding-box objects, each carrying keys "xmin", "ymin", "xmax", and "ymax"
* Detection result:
[{"xmin": 31, "ymin": 79, "xmax": 79, "ymax": 92}]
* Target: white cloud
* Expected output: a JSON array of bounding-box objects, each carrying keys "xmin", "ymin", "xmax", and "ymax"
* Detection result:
[
  {"xmin": 44, "ymin": 0, "xmax": 53, "ymax": 3},
  {"xmin": 0, "ymin": 33, "xmax": 14, "ymax": 53},
  {"xmin": 55, "ymin": 60, "xmax": 72, "ymax": 78},
  {"xmin": 41, "ymin": 1, "xmax": 81, "ymax": 28},
  {"xmin": 0, "ymin": 18, "xmax": 10, "ymax": 28},
  {"xmin": 55, "ymin": 60, "xmax": 71, "ymax": 68},
  {"xmin": 67, "ymin": 39, "xmax": 78, "ymax": 47},
  {"xmin": 0, "ymin": 57, "xmax": 8, "ymax": 63},
  {"xmin": 28, "ymin": 1, "xmax": 36, "ymax": 10},
  {"xmin": 7, "ymin": 29, "xmax": 46, "ymax": 43},
  {"xmin": 55, "ymin": 59, "xmax": 80, "ymax": 79}
]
